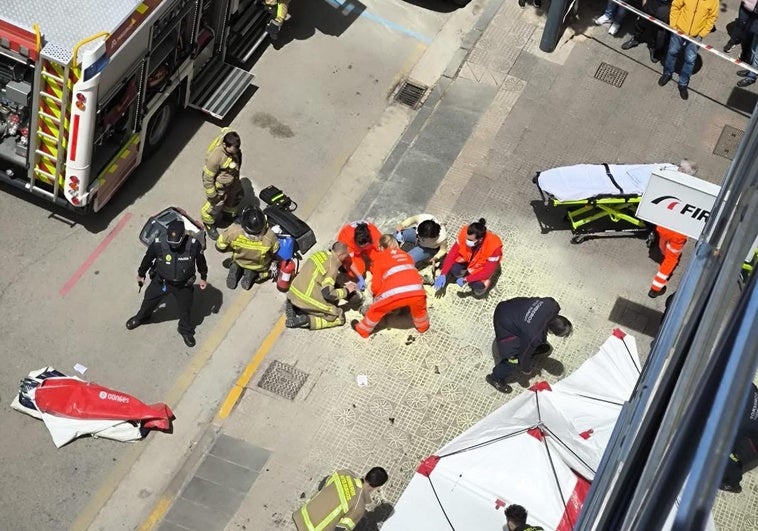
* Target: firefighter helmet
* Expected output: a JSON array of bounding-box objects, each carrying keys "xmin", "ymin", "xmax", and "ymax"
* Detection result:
[{"xmin": 242, "ymin": 206, "xmax": 267, "ymax": 235}]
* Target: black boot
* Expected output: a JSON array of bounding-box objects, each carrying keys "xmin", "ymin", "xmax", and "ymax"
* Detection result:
[{"xmin": 486, "ymin": 374, "xmax": 513, "ymax": 394}]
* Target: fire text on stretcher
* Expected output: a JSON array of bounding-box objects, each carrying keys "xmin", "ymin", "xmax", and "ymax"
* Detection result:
[{"xmin": 533, "ymin": 163, "xmax": 677, "ymax": 244}]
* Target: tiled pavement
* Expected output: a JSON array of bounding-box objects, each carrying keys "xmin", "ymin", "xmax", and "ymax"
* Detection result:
[{"xmin": 157, "ymin": 1, "xmax": 757, "ymax": 530}]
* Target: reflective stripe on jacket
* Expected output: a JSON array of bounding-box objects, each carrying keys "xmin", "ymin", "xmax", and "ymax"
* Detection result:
[
  {"xmin": 454, "ymin": 227, "xmax": 503, "ymax": 276},
  {"xmin": 293, "ymin": 470, "xmax": 367, "ymax": 531},
  {"xmin": 202, "ymin": 128, "xmax": 241, "ymax": 188},
  {"xmin": 288, "ymin": 250, "xmax": 346, "ymax": 314},
  {"xmin": 216, "ymin": 225, "xmax": 278, "ymax": 270},
  {"xmin": 369, "ymin": 248, "xmax": 425, "ymax": 303}
]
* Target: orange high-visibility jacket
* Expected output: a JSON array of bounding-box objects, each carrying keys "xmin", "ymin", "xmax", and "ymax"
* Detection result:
[
  {"xmin": 337, "ymin": 221, "xmax": 381, "ymax": 258},
  {"xmin": 369, "ymin": 248, "xmax": 425, "ymax": 304},
  {"xmin": 453, "ymin": 227, "xmax": 503, "ymax": 278}
]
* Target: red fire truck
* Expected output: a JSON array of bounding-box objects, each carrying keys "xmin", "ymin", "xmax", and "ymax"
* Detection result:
[{"xmin": 0, "ymin": 0, "xmax": 269, "ymax": 212}]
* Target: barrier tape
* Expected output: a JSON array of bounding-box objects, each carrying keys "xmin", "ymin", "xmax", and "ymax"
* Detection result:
[{"xmin": 609, "ymin": 0, "xmax": 758, "ymax": 76}]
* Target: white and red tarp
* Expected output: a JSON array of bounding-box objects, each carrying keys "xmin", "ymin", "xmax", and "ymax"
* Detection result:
[
  {"xmin": 11, "ymin": 367, "xmax": 173, "ymax": 447},
  {"xmin": 383, "ymin": 330, "xmax": 643, "ymax": 531}
]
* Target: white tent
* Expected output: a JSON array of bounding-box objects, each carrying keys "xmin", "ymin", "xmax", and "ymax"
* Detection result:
[{"xmin": 383, "ymin": 330, "xmax": 642, "ymax": 531}]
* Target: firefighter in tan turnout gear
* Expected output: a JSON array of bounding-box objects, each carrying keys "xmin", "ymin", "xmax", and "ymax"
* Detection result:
[
  {"xmin": 216, "ymin": 206, "xmax": 279, "ymax": 290},
  {"xmin": 293, "ymin": 467, "xmax": 388, "ymax": 531},
  {"xmin": 201, "ymin": 128, "xmax": 243, "ymax": 240},
  {"xmin": 264, "ymin": 0, "xmax": 291, "ymax": 39},
  {"xmin": 285, "ymin": 242, "xmax": 357, "ymax": 330}
]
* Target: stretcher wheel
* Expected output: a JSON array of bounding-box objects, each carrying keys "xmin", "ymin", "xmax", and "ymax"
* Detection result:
[{"xmin": 570, "ymin": 234, "xmax": 587, "ymax": 244}]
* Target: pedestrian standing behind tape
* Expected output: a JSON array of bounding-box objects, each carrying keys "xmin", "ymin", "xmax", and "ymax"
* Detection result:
[
  {"xmin": 486, "ymin": 297, "xmax": 572, "ymax": 394},
  {"xmin": 126, "ymin": 220, "xmax": 208, "ymax": 348},
  {"xmin": 201, "ymin": 129, "xmax": 243, "ymax": 241},
  {"xmin": 293, "ymin": 467, "xmax": 388, "ymax": 531}
]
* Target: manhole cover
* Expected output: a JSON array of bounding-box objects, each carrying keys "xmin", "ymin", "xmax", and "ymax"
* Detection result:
[
  {"xmin": 394, "ymin": 80, "xmax": 428, "ymax": 109},
  {"xmin": 713, "ymin": 125, "xmax": 744, "ymax": 160},
  {"xmin": 257, "ymin": 360, "xmax": 308, "ymax": 400},
  {"xmin": 594, "ymin": 63, "xmax": 628, "ymax": 88}
]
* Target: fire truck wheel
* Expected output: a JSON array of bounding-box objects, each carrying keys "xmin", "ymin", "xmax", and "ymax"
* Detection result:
[{"xmin": 144, "ymin": 99, "xmax": 176, "ymax": 156}]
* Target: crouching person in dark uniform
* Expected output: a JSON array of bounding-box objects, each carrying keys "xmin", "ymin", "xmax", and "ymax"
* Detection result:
[
  {"xmin": 486, "ymin": 297, "xmax": 572, "ymax": 393},
  {"xmin": 126, "ymin": 220, "xmax": 208, "ymax": 348}
]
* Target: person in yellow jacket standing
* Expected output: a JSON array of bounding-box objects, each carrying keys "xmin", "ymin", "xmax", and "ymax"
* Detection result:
[
  {"xmin": 293, "ymin": 467, "xmax": 388, "ymax": 531},
  {"xmin": 264, "ymin": 0, "xmax": 291, "ymax": 40},
  {"xmin": 216, "ymin": 206, "xmax": 279, "ymax": 290},
  {"xmin": 286, "ymin": 242, "xmax": 358, "ymax": 330},
  {"xmin": 658, "ymin": 0, "xmax": 719, "ymax": 100},
  {"xmin": 201, "ymin": 129, "xmax": 243, "ymax": 240}
]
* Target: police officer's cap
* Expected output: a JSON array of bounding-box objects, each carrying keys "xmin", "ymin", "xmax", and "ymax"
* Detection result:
[
  {"xmin": 242, "ymin": 206, "xmax": 267, "ymax": 235},
  {"xmin": 166, "ymin": 220, "xmax": 186, "ymax": 245}
]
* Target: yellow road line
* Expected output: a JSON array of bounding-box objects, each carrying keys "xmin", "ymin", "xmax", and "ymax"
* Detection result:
[
  {"xmin": 136, "ymin": 496, "xmax": 173, "ymax": 531},
  {"xmin": 216, "ymin": 314, "xmax": 286, "ymax": 421}
]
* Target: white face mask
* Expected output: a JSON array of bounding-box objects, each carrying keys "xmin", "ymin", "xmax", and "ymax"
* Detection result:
[{"xmin": 465, "ymin": 239, "xmax": 478, "ymax": 247}]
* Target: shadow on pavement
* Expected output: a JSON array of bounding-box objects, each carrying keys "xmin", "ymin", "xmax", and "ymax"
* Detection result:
[
  {"xmin": 273, "ymin": 0, "xmax": 365, "ymax": 49},
  {"xmin": 143, "ymin": 282, "xmax": 224, "ymax": 327},
  {"xmin": 529, "ymin": 199, "xmax": 570, "ymax": 235},
  {"xmin": 355, "ymin": 503, "xmax": 396, "ymax": 530},
  {"xmin": 608, "ymin": 296, "xmax": 664, "ymax": 337},
  {"xmin": 401, "ymin": 0, "xmax": 459, "ymax": 13}
]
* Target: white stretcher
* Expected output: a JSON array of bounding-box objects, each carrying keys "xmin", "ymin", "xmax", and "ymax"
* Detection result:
[{"xmin": 534, "ymin": 163, "xmax": 677, "ymax": 243}]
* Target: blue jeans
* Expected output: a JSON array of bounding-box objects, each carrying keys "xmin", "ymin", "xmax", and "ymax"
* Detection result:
[
  {"xmin": 399, "ymin": 228, "xmax": 438, "ymax": 265},
  {"xmin": 746, "ymin": 37, "xmax": 758, "ymax": 80},
  {"xmin": 603, "ymin": 0, "xmax": 627, "ymax": 22},
  {"xmin": 664, "ymin": 35, "xmax": 699, "ymax": 87}
]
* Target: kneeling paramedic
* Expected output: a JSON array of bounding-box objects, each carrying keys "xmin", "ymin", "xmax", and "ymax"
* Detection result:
[
  {"xmin": 293, "ymin": 467, "xmax": 388, "ymax": 531},
  {"xmin": 487, "ymin": 296, "xmax": 572, "ymax": 393},
  {"xmin": 352, "ymin": 235, "xmax": 429, "ymax": 338},
  {"xmin": 286, "ymin": 241, "xmax": 358, "ymax": 330},
  {"xmin": 127, "ymin": 220, "xmax": 208, "ymax": 348},
  {"xmin": 216, "ymin": 206, "xmax": 279, "ymax": 290},
  {"xmin": 337, "ymin": 220, "xmax": 381, "ymax": 290}
]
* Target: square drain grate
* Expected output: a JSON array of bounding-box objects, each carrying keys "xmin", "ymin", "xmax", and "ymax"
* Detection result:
[
  {"xmin": 394, "ymin": 80, "xmax": 428, "ymax": 109},
  {"xmin": 595, "ymin": 63, "xmax": 628, "ymax": 88},
  {"xmin": 713, "ymin": 125, "xmax": 744, "ymax": 160},
  {"xmin": 257, "ymin": 360, "xmax": 308, "ymax": 400}
]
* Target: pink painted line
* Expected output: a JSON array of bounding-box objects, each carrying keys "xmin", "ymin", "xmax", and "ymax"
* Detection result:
[{"xmin": 60, "ymin": 212, "xmax": 132, "ymax": 297}]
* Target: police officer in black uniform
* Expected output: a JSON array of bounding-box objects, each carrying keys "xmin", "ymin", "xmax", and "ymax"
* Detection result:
[
  {"xmin": 486, "ymin": 297, "xmax": 573, "ymax": 393},
  {"xmin": 126, "ymin": 220, "xmax": 208, "ymax": 347}
]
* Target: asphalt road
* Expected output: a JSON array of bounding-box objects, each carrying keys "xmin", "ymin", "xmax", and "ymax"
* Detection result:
[{"xmin": 0, "ymin": 1, "xmax": 455, "ymax": 528}]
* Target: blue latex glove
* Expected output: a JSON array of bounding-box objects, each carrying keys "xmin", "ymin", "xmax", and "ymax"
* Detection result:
[
  {"xmin": 434, "ymin": 275, "xmax": 447, "ymax": 291},
  {"xmin": 456, "ymin": 277, "xmax": 466, "ymax": 287},
  {"xmin": 394, "ymin": 230, "xmax": 404, "ymax": 244},
  {"xmin": 357, "ymin": 275, "xmax": 366, "ymax": 291}
]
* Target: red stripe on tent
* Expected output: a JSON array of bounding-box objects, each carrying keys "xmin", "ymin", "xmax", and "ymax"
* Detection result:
[
  {"xmin": 417, "ymin": 455, "xmax": 441, "ymax": 477},
  {"xmin": 557, "ymin": 475, "xmax": 591, "ymax": 531},
  {"xmin": 612, "ymin": 328, "xmax": 626, "ymax": 339},
  {"xmin": 527, "ymin": 427, "xmax": 544, "ymax": 441},
  {"xmin": 530, "ymin": 381, "xmax": 552, "ymax": 392},
  {"xmin": 579, "ymin": 429, "xmax": 594, "ymax": 440}
]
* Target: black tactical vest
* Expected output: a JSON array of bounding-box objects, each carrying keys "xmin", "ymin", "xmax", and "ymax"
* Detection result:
[{"xmin": 153, "ymin": 239, "xmax": 198, "ymax": 283}]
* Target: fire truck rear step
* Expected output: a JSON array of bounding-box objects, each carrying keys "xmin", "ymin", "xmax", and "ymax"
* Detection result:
[
  {"xmin": 189, "ymin": 62, "xmax": 254, "ymax": 120},
  {"xmin": 227, "ymin": 6, "xmax": 269, "ymax": 64}
]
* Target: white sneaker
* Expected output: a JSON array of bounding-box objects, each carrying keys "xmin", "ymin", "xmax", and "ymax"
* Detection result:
[
  {"xmin": 594, "ymin": 14, "xmax": 612, "ymax": 25},
  {"xmin": 608, "ymin": 22, "xmax": 621, "ymax": 35}
]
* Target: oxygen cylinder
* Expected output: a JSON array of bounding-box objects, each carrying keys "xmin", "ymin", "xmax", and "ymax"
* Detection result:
[{"xmin": 277, "ymin": 259, "xmax": 296, "ymax": 292}]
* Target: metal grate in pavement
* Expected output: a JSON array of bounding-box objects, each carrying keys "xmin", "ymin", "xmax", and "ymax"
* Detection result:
[
  {"xmin": 594, "ymin": 63, "xmax": 628, "ymax": 88},
  {"xmin": 394, "ymin": 79, "xmax": 429, "ymax": 109},
  {"xmin": 713, "ymin": 125, "xmax": 744, "ymax": 160},
  {"xmin": 257, "ymin": 360, "xmax": 308, "ymax": 400}
]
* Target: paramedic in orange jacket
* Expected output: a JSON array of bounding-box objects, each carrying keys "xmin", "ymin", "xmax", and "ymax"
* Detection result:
[
  {"xmin": 337, "ymin": 220, "xmax": 381, "ymax": 290},
  {"xmin": 351, "ymin": 235, "xmax": 429, "ymax": 338},
  {"xmin": 435, "ymin": 218, "xmax": 502, "ymax": 298},
  {"xmin": 649, "ymin": 226, "xmax": 687, "ymax": 298}
]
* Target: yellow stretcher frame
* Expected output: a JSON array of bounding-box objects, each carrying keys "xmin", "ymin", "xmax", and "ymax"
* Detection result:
[{"xmin": 534, "ymin": 173, "xmax": 651, "ymax": 244}]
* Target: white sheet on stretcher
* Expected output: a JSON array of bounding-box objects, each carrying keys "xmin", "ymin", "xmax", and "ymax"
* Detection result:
[{"xmin": 538, "ymin": 163, "xmax": 678, "ymax": 202}]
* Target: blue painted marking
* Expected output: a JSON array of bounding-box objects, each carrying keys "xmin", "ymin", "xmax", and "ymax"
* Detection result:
[{"xmin": 325, "ymin": 0, "xmax": 433, "ymax": 44}]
